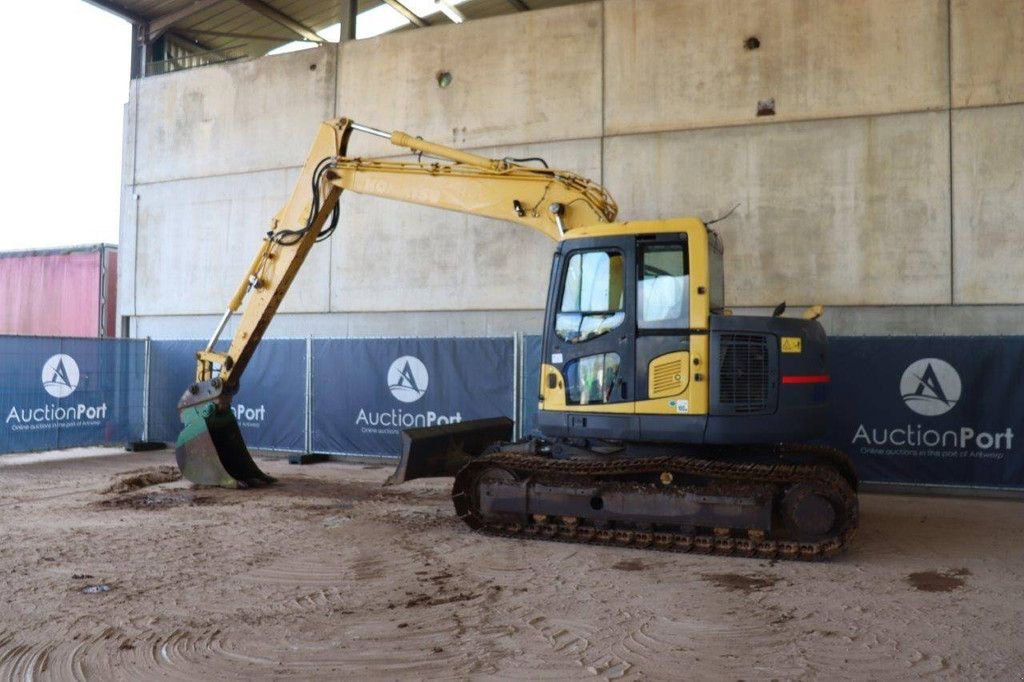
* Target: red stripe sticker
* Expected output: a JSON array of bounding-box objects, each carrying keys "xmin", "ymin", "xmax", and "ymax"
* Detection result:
[{"xmin": 781, "ymin": 374, "xmax": 831, "ymax": 384}]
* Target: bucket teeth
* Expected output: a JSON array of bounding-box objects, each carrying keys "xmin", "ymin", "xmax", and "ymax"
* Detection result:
[{"xmin": 176, "ymin": 403, "xmax": 275, "ymax": 488}]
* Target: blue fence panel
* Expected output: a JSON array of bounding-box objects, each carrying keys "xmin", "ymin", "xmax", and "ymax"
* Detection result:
[
  {"xmin": 148, "ymin": 339, "xmax": 306, "ymax": 451},
  {"xmin": 520, "ymin": 335, "xmax": 542, "ymax": 437},
  {"xmin": 147, "ymin": 340, "xmax": 201, "ymax": 443},
  {"xmin": 0, "ymin": 336, "xmax": 145, "ymax": 454},
  {"xmin": 7, "ymin": 331, "xmax": 1021, "ymax": 491},
  {"xmin": 824, "ymin": 336, "xmax": 1024, "ymax": 489},
  {"xmin": 312, "ymin": 337, "xmax": 514, "ymax": 457}
]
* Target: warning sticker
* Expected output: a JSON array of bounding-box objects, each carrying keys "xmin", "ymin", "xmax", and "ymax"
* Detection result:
[{"xmin": 781, "ymin": 337, "xmax": 802, "ymax": 353}]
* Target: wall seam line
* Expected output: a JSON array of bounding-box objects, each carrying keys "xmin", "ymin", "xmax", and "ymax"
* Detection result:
[
  {"xmin": 947, "ymin": 0, "xmax": 955, "ymax": 306},
  {"xmin": 132, "ymin": 79, "xmax": 142, "ymax": 322},
  {"xmin": 330, "ymin": 43, "xmax": 340, "ymax": 314},
  {"xmin": 599, "ymin": 0, "xmax": 606, "ymax": 186}
]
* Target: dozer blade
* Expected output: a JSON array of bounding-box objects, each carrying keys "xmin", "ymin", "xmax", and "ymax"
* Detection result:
[
  {"xmin": 176, "ymin": 403, "xmax": 276, "ymax": 488},
  {"xmin": 385, "ymin": 416, "xmax": 513, "ymax": 486}
]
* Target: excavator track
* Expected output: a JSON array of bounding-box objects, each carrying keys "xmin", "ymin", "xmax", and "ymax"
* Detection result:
[{"xmin": 452, "ymin": 445, "xmax": 858, "ymax": 561}]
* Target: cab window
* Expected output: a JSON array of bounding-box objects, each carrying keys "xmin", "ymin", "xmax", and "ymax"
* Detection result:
[
  {"xmin": 564, "ymin": 352, "xmax": 622, "ymax": 405},
  {"xmin": 556, "ymin": 250, "xmax": 625, "ymax": 343},
  {"xmin": 638, "ymin": 244, "xmax": 688, "ymax": 329}
]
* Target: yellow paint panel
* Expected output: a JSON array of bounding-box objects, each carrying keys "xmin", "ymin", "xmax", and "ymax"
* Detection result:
[
  {"xmin": 685, "ymin": 335, "xmax": 710, "ymax": 415},
  {"xmin": 563, "ymin": 217, "xmax": 706, "ymax": 240},
  {"xmin": 648, "ymin": 351, "xmax": 690, "ymax": 398}
]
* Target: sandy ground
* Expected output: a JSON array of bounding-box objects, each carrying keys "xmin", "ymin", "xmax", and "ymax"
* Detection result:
[{"xmin": 0, "ymin": 449, "xmax": 1022, "ymax": 681}]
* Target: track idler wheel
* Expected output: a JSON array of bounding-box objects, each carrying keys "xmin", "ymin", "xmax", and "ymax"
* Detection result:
[
  {"xmin": 453, "ymin": 464, "xmax": 517, "ymax": 530},
  {"xmin": 782, "ymin": 483, "xmax": 838, "ymax": 538}
]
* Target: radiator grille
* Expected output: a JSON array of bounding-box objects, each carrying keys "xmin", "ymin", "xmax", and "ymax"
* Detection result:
[{"xmin": 718, "ymin": 334, "xmax": 770, "ymax": 413}]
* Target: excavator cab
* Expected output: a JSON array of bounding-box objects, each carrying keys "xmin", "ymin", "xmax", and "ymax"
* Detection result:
[{"xmin": 535, "ymin": 219, "xmax": 831, "ymax": 447}]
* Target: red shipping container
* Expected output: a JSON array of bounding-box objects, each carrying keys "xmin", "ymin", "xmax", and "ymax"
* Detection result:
[{"xmin": 0, "ymin": 244, "xmax": 117, "ymax": 337}]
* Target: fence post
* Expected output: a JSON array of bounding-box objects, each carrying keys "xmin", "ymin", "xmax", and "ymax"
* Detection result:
[
  {"xmin": 142, "ymin": 336, "xmax": 151, "ymax": 442},
  {"xmin": 289, "ymin": 336, "xmax": 328, "ymax": 464},
  {"xmin": 305, "ymin": 336, "xmax": 312, "ymax": 455},
  {"xmin": 513, "ymin": 332, "xmax": 522, "ymax": 440}
]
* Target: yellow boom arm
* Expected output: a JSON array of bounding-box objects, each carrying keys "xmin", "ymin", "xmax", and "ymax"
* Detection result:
[
  {"xmin": 175, "ymin": 117, "xmax": 618, "ymax": 487},
  {"xmin": 189, "ymin": 117, "xmax": 617, "ymax": 390}
]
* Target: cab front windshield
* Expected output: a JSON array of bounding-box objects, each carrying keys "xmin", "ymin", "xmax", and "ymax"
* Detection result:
[{"xmin": 555, "ymin": 250, "xmax": 625, "ymax": 343}]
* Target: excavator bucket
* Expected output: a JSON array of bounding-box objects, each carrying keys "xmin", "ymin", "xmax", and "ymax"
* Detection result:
[
  {"xmin": 385, "ymin": 417, "xmax": 514, "ymax": 486},
  {"xmin": 176, "ymin": 403, "xmax": 276, "ymax": 488}
]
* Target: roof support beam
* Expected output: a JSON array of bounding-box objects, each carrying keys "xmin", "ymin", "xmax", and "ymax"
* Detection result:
[
  {"xmin": 382, "ymin": 0, "xmax": 431, "ymax": 28},
  {"xmin": 179, "ymin": 28, "xmax": 294, "ymax": 42},
  {"xmin": 150, "ymin": 0, "xmax": 223, "ymax": 40},
  {"xmin": 233, "ymin": 0, "xmax": 326, "ymax": 42},
  {"xmin": 130, "ymin": 22, "xmax": 145, "ymax": 78},
  {"xmin": 505, "ymin": 0, "xmax": 530, "ymax": 10},
  {"xmin": 339, "ymin": 0, "xmax": 357, "ymax": 42}
]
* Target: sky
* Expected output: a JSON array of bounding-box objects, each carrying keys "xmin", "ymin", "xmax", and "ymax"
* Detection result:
[
  {"xmin": 0, "ymin": 0, "xmax": 467, "ymax": 253},
  {"xmin": 0, "ymin": 1, "xmax": 131, "ymax": 252}
]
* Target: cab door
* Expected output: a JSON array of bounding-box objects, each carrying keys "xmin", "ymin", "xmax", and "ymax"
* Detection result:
[
  {"xmin": 634, "ymin": 232, "xmax": 694, "ymax": 410},
  {"xmin": 542, "ymin": 236, "xmax": 636, "ymax": 438}
]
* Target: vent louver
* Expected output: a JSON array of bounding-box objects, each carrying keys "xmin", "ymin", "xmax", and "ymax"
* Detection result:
[{"xmin": 718, "ymin": 334, "xmax": 770, "ymax": 413}]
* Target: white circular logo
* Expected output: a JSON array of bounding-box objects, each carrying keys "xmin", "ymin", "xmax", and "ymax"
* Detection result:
[
  {"xmin": 387, "ymin": 355, "xmax": 429, "ymax": 403},
  {"xmin": 41, "ymin": 354, "xmax": 80, "ymax": 398},
  {"xmin": 900, "ymin": 358, "xmax": 961, "ymax": 417}
]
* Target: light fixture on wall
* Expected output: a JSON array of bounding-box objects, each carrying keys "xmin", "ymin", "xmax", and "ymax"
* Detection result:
[{"xmin": 436, "ymin": 0, "xmax": 465, "ymax": 23}]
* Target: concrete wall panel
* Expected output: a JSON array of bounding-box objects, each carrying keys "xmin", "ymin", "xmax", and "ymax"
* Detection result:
[
  {"xmin": 134, "ymin": 168, "xmax": 331, "ymax": 316},
  {"xmin": 329, "ymin": 138, "xmax": 601, "ymax": 312},
  {"xmin": 133, "ymin": 309, "xmax": 546, "ymax": 339},
  {"xmin": 953, "ymin": 104, "xmax": 1024, "ymax": 303},
  {"xmin": 604, "ymin": 0, "xmax": 949, "ymax": 135},
  {"xmin": 135, "ymin": 47, "xmax": 336, "ymax": 185},
  {"xmin": 117, "ymin": 189, "xmax": 137, "ymax": 319},
  {"xmin": 952, "ymin": 0, "xmax": 1024, "ymax": 108},
  {"xmin": 117, "ymin": 88, "xmax": 139, "ymax": 323},
  {"xmin": 605, "ymin": 112, "xmax": 951, "ymax": 306},
  {"xmin": 337, "ymin": 3, "xmax": 602, "ymax": 156}
]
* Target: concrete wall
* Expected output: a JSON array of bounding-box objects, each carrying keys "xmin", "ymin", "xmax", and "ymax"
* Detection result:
[
  {"xmin": 337, "ymin": 3, "xmax": 603, "ymax": 153},
  {"xmin": 604, "ymin": 0, "xmax": 949, "ymax": 134},
  {"xmin": 119, "ymin": 0, "xmax": 1024, "ymax": 339},
  {"xmin": 952, "ymin": 103, "xmax": 1024, "ymax": 304},
  {"xmin": 605, "ymin": 113, "xmax": 951, "ymax": 307}
]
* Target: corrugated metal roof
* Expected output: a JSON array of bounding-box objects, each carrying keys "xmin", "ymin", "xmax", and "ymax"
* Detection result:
[{"xmin": 83, "ymin": 0, "xmax": 592, "ymax": 73}]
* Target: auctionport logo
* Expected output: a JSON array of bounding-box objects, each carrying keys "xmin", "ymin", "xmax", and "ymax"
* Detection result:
[
  {"xmin": 388, "ymin": 355, "xmax": 428, "ymax": 403},
  {"xmin": 355, "ymin": 354, "xmax": 460, "ymax": 433},
  {"xmin": 5, "ymin": 353, "xmax": 108, "ymax": 431},
  {"xmin": 851, "ymin": 355, "xmax": 1013, "ymax": 458},
  {"xmin": 42, "ymin": 354, "xmax": 79, "ymax": 398},
  {"xmin": 900, "ymin": 358, "xmax": 961, "ymax": 417}
]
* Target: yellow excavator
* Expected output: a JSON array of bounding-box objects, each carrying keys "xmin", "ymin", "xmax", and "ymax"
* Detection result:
[{"xmin": 176, "ymin": 118, "xmax": 858, "ymax": 560}]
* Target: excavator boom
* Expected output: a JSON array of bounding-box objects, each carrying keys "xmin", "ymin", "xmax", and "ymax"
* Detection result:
[{"xmin": 176, "ymin": 118, "xmax": 616, "ymax": 486}]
